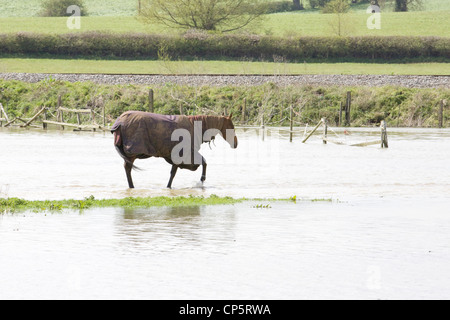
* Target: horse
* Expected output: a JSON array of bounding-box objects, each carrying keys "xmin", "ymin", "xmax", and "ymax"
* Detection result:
[{"xmin": 111, "ymin": 111, "xmax": 238, "ymax": 189}]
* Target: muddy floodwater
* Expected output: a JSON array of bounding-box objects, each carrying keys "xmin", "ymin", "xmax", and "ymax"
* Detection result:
[{"xmin": 1, "ymin": 127, "xmax": 450, "ymax": 299}]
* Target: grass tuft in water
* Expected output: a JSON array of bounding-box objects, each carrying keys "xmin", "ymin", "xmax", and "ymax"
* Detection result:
[
  {"xmin": 0, "ymin": 195, "xmax": 337, "ymax": 213},
  {"xmin": 0, "ymin": 195, "xmax": 243, "ymax": 213}
]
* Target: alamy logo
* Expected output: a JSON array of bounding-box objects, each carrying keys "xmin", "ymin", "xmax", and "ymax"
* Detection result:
[
  {"xmin": 67, "ymin": 5, "xmax": 81, "ymax": 30},
  {"xmin": 367, "ymin": 5, "xmax": 381, "ymax": 30},
  {"xmin": 171, "ymin": 121, "xmax": 236, "ymax": 165}
]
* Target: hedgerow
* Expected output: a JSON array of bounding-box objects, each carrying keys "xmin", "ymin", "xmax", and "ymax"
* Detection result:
[{"xmin": 0, "ymin": 32, "xmax": 448, "ymax": 61}]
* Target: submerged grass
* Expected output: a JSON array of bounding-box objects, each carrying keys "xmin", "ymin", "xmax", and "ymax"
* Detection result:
[
  {"xmin": 0, "ymin": 195, "xmax": 243, "ymax": 213},
  {"xmin": 0, "ymin": 194, "xmax": 332, "ymax": 213}
]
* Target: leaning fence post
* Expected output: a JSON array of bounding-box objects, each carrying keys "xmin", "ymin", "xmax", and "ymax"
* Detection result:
[
  {"xmin": 322, "ymin": 117, "xmax": 328, "ymax": 144},
  {"xmin": 289, "ymin": 105, "xmax": 293, "ymax": 142},
  {"xmin": 381, "ymin": 120, "xmax": 388, "ymax": 148},
  {"xmin": 302, "ymin": 119, "xmax": 323, "ymax": 143},
  {"xmin": 0, "ymin": 102, "xmax": 9, "ymax": 126}
]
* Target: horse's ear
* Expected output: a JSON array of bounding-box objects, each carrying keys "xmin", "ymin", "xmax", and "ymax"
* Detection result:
[{"xmin": 228, "ymin": 112, "xmax": 233, "ymax": 119}]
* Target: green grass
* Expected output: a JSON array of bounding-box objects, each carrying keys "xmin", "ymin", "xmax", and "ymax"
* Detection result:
[
  {"xmin": 1, "ymin": 0, "xmax": 450, "ymax": 17},
  {"xmin": 0, "ymin": 0, "xmax": 139, "ymax": 17},
  {"xmin": 0, "ymin": 16, "xmax": 166, "ymax": 34},
  {"xmin": 1, "ymin": 57, "xmax": 448, "ymax": 75},
  {"xmin": 262, "ymin": 11, "xmax": 450, "ymax": 37},
  {"xmin": 0, "ymin": 195, "xmax": 315, "ymax": 213},
  {"xmin": 0, "ymin": 195, "xmax": 245, "ymax": 212},
  {"xmin": 0, "ymin": 11, "xmax": 449, "ymax": 37}
]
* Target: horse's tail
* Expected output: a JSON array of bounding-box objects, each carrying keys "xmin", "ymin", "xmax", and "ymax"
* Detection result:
[{"xmin": 111, "ymin": 124, "xmax": 142, "ymax": 171}]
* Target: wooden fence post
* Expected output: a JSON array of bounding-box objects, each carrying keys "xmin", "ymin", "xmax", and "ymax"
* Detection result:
[
  {"xmin": 438, "ymin": 99, "xmax": 444, "ymax": 128},
  {"xmin": 43, "ymin": 108, "xmax": 47, "ymax": 129},
  {"xmin": 241, "ymin": 98, "xmax": 246, "ymax": 123},
  {"xmin": 57, "ymin": 95, "xmax": 64, "ymax": 130},
  {"xmin": 91, "ymin": 110, "xmax": 96, "ymax": 131},
  {"xmin": 338, "ymin": 101, "xmax": 343, "ymax": 127},
  {"xmin": 179, "ymin": 103, "xmax": 184, "ymax": 115},
  {"xmin": 21, "ymin": 106, "xmax": 46, "ymax": 127},
  {"xmin": 149, "ymin": 89, "xmax": 154, "ymax": 113},
  {"xmin": 289, "ymin": 105, "xmax": 293, "ymax": 142},
  {"xmin": 279, "ymin": 105, "xmax": 283, "ymax": 123},
  {"xmin": 322, "ymin": 117, "xmax": 328, "ymax": 144},
  {"xmin": 103, "ymin": 105, "xmax": 106, "ymax": 127},
  {"xmin": 261, "ymin": 116, "xmax": 265, "ymax": 141},
  {"xmin": 346, "ymin": 91, "xmax": 351, "ymax": 126},
  {"xmin": 381, "ymin": 120, "xmax": 388, "ymax": 148}
]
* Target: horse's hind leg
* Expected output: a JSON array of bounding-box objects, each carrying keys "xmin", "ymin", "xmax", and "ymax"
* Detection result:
[
  {"xmin": 201, "ymin": 157, "xmax": 207, "ymax": 183},
  {"xmin": 124, "ymin": 158, "xmax": 136, "ymax": 189},
  {"xmin": 167, "ymin": 165, "xmax": 178, "ymax": 189}
]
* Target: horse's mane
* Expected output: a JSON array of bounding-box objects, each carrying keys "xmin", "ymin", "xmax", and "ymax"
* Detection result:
[{"xmin": 188, "ymin": 115, "xmax": 224, "ymax": 132}]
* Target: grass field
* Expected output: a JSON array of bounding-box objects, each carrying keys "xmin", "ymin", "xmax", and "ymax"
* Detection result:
[
  {"xmin": 0, "ymin": 1, "xmax": 448, "ymax": 76},
  {"xmin": 0, "ymin": 0, "xmax": 138, "ymax": 17},
  {"xmin": 0, "ymin": 11, "xmax": 449, "ymax": 37},
  {"xmin": 1, "ymin": 57, "xmax": 449, "ymax": 75},
  {"xmin": 1, "ymin": 0, "xmax": 450, "ymax": 17}
]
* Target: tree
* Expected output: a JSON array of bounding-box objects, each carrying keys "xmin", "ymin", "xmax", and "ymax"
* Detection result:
[
  {"xmin": 141, "ymin": 0, "xmax": 268, "ymax": 32},
  {"xmin": 292, "ymin": 0, "xmax": 304, "ymax": 10},
  {"xmin": 395, "ymin": 0, "xmax": 407, "ymax": 11},
  {"xmin": 393, "ymin": 0, "xmax": 423, "ymax": 11},
  {"xmin": 309, "ymin": 0, "xmax": 332, "ymax": 9},
  {"xmin": 322, "ymin": 0, "xmax": 350, "ymax": 36},
  {"xmin": 40, "ymin": 0, "xmax": 87, "ymax": 16}
]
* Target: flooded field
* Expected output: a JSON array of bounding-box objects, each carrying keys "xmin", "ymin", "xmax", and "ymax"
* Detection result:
[
  {"xmin": 1, "ymin": 126, "xmax": 450, "ymax": 299},
  {"xmin": 1, "ymin": 126, "xmax": 450, "ymax": 201}
]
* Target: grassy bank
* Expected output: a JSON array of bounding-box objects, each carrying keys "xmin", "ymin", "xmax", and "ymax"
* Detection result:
[
  {"xmin": 0, "ymin": 195, "xmax": 244, "ymax": 212},
  {"xmin": 1, "ymin": 79, "xmax": 449, "ymax": 127}
]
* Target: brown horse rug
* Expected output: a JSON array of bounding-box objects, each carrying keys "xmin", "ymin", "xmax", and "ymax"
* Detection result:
[{"xmin": 111, "ymin": 111, "xmax": 237, "ymax": 188}]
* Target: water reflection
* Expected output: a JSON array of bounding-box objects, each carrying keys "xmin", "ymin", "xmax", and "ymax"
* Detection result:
[{"xmin": 114, "ymin": 205, "xmax": 237, "ymax": 255}]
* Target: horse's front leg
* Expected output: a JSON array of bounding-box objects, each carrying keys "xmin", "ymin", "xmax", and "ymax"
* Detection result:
[
  {"xmin": 167, "ymin": 165, "xmax": 178, "ymax": 189},
  {"xmin": 201, "ymin": 157, "xmax": 207, "ymax": 183}
]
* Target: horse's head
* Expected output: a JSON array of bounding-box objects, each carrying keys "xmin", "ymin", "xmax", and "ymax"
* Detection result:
[
  {"xmin": 221, "ymin": 113, "xmax": 238, "ymax": 149},
  {"xmin": 201, "ymin": 114, "xmax": 238, "ymax": 149}
]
